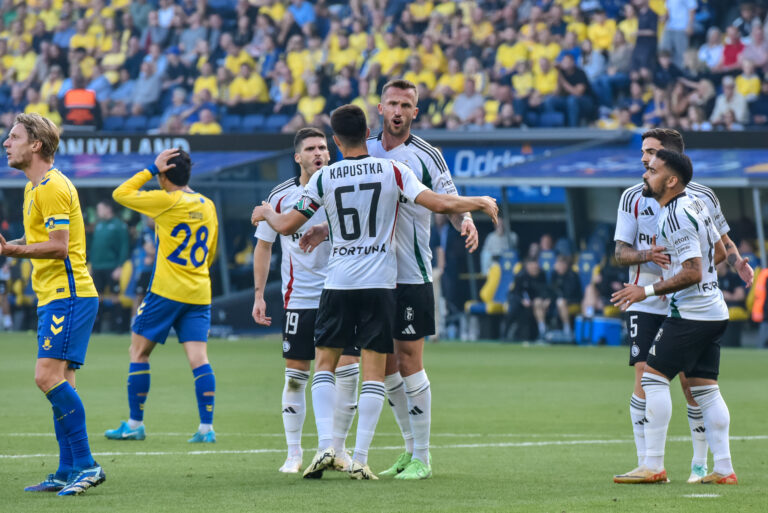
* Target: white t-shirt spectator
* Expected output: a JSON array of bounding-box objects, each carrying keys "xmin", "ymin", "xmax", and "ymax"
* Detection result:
[{"xmin": 666, "ymin": 0, "xmax": 697, "ymax": 31}]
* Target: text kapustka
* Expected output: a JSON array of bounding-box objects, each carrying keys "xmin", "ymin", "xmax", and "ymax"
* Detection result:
[
  {"xmin": 332, "ymin": 243, "xmax": 387, "ymax": 256},
  {"xmin": 329, "ymin": 162, "xmax": 384, "ymax": 179}
]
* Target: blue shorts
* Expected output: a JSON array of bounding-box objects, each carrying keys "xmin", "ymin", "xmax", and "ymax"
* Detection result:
[
  {"xmin": 132, "ymin": 292, "xmax": 211, "ymax": 344},
  {"xmin": 37, "ymin": 297, "xmax": 99, "ymax": 369}
]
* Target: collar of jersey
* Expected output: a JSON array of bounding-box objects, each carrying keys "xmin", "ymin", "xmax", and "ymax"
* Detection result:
[
  {"xmin": 665, "ymin": 191, "xmax": 688, "ymax": 207},
  {"xmin": 375, "ymin": 131, "xmax": 413, "ymax": 147},
  {"xmin": 345, "ymin": 154, "xmax": 370, "ymax": 160},
  {"xmin": 30, "ymin": 166, "xmax": 56, "ymax": 190}
]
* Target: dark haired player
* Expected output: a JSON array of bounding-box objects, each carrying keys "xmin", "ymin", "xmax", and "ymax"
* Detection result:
[
  {"xmin": 613, "ymin": 150, "xmax": 737, "ymax": 485},
  {"xmin": 107, "ymin": 148, "xmax": 219, "ymax": 443}
]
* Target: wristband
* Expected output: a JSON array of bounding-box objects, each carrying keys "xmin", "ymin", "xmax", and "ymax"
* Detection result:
[
  {"xmin": 644, "ymin": 284, "xmax": 656, "ymax": 297},
  {"xmin": 462, "ymin": 214, "xmax": 473, "ymax": 221},
  {"xmin": 148, "ymin": 164, "xmax": 160, "ymax": 176}
]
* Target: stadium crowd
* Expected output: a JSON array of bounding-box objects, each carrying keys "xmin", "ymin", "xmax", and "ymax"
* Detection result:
[{"xmin": 0, "ymin": 0, "xmax": 767, "ymax": 133}]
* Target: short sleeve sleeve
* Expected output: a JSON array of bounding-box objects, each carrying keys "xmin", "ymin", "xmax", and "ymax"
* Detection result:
[
  {"xmin": 673, "ymin": 209, "xmax": 703, "ymax": 262},
  {"xmin": 37, "ymin": 181, "xmax": 72, "ymax": 233},
  {"xmin": 393, "ymin": 162, "xmax": 428, "ymax": 202},
  {"xmin": 614, "ymin": 188, "xmax": 639, "ymax": 244},
  {"xmin": 293, "ymin": 171, "xmax": 323, "ymax": 219},
  {"xmin": 255, "ymin": 191, "xmax": 283, "ymax": 243}
]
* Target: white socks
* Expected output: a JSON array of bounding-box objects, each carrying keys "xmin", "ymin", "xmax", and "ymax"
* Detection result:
[
  {"xmin": 629, "ymin": 394, "xmax": 646, "ymax": 467},
  {"xmin": 352, "ymin": 381, "xmax": 386, "ymax": 465},
  {"xmin": 311, "ymin": 371, "xmax": 336, "ymax": 450},
  {"xmin": 332, "ymin": 363, "xmax": 359, "ymax": 454},
  {"xmin": 641, "ymin": 373, "xmax": 672, "ymax": 471},
  {"xmin": 686, "ymin": 404, "xmax": 708, "ymax": 468},
  {"xmin": 385, "ymin": 372, "xmax": 414, "ymax": 454},
  {"xmin": 127, "ymin": 419, "xmax": 143, "ymax": 430},
  {"xmin": 198, "ymin": 423, "xmax": 213, "ymax": 434},
  {"xmin": 404, "ymin": 370, "xmax": 431, "ymax": 464},
  {"xmin": 691, "ymin": 385, "xmax": 734, "ymax": 475},
  {"xmin": 282, "ymin": 368, "xmax": 309, "ymax": 457}
]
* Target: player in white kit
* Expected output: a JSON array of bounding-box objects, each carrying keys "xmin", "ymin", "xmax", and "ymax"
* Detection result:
[
  {"xmin": 613, "ymin": 129, "xmax": 752, "ymax": 483},
  {"xmin": 299, "ymin": 80, "xmax": 479, "ymax": 480},
  {"xmin": 252, "ymin": 128, "xmax": 360, "ymax": 474},
  {"xmin": 613, "ymin": 149, "xmax": 737, "ymax": 485},
  {"xmin": 251, "ymin": 105, "xmax": 498, "ymax": 480}
]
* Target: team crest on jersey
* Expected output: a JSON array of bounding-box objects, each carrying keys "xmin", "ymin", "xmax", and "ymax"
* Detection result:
[
  {"xmin": 654, "ymin": 328, "xmax": 663, "ymax": 343},
  {"xmin": 41, "ymin": 337, "xmax": 52, "ymax": 350},
  {"xmin": 405, "ymin": 306, "xmax": 414, "ymax": 321},
  {"xmin": 631, "ymin": 344, "xmax": 640, "ymax": 357},
  {"xmin": 282, "ymin": 340, "xmax": 291, "ymax": 353},
  {"xmin": 46, "ymin": 217, "xmax": 56, "ymax": 230}
]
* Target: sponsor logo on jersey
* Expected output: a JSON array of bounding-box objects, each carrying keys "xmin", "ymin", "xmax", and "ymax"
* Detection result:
[
  {"xmin": 638, "ymin": 233, "xmax": 655, "ymax": 244},
  {"xmin": 282, "ymin": 340, "xmax": 291, "ymax": 353},
  {"xmin": 331, "ymin": 243, "xmax": 387, "ymax": 256},
  {"xmin": 405, "ymin": 306, "xmax": 414, "ymax": 321},
  {"xmin": 631, "ymin": 344, "xmax": 640, "ymax": 357},
  {"xmin": 189, "ymin": 211, "xmax": 203, "ymax": 220},
  {"xmin": 674, "ymin": 235, "xmax": 690, "ymax": 245}
]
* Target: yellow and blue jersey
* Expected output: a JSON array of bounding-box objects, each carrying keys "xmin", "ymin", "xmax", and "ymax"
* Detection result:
[
  {"xmin": 113, "ymin": 169, "xmax": 218, "ymax": 305},
  {"xmin": 23, "ymin": 168, "xmax": 97, "ymax": 306}
]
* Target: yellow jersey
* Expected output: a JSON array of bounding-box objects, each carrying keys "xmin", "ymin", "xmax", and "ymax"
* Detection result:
[
  {"xmin": 112, "ymin": 169, "xmax": 218, "ymax": 305},
  {"xmin": 23, "ymin": 168, "xmax": 97, "ymax": 306}
]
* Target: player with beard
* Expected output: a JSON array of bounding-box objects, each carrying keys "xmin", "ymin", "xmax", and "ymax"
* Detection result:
[{"xmin": 612, "ymin": 129, "xmax": 752, "ymax": 483}]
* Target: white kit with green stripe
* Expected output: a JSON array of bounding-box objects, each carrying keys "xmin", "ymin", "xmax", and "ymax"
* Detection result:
[
  {"xmin": 367, "ymin": 133, "xmax": 458, "ymax": 285},
  {"xmin": 656, "ymin": 192, "xmax": 728, "ymax": 321},
  {"xmin": 614, "ymin": 180, "xmax": 729, "ymax": 316},
  {"xmin": 296, "ymin": 155, "xmax": 428, "ymax": 290}
]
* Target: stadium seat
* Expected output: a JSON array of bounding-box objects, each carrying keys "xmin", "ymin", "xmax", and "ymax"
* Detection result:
[
  {"xmin": 221, "ymin": 114, "xmax": 243, "ymax": 132},
  {"xmin": 465, "ymin": 251, "xmax": 518, "ymax": 315},
  {"xmin": 576, "ymin": 251, "xmax": 600, "ymax": 290},
  {"xmin": 539, "ymin": 112, "xmax": 565, "ymax": 127},
  {"xmin": 242, "ymin": 114, "xmax": 266, "ymax": 132},
  {"xmin": 123, "ymin": 115, "xmax": 149, "ymax": 133},
  {"xmin": 103, "ymin": 116, "xmax": 125, "ymax": 131},
  {"xmin": 264, "ymin": 114, "xmax": 291, "ymax": 132},
  {"xmin": 147, "ymin": 116, "xmax": 162, "ymax": 130},
  {"xmin": 539, "ymin": 249, "xmax": 557, "ymax": 278}
]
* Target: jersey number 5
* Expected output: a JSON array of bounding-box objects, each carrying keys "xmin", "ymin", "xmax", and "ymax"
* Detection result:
[
  {"xmin": 334, "ymin": 182, "xmax": 381, "ymax": 241},
  {"xmin": 168, "ymin": 223, "xmax": 209, "ymax": 267}
]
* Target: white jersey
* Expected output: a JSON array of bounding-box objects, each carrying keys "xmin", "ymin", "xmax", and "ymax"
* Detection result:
[
  {"xmin": 614, "ymin": 181, "xmax": 729, "ymax": 315},
  {"xmin": 255, "ymin": 177, "xmax": 330, "ymax": 309},
  {"xmin": 295, "ymin": 155, "xmax": 428, "ymax": 290},
  {"xmin": 656, "ymin": 193, "xmax": 729, "ymax": 321},
  {"xmin": 367, "ymin": 133, "xmax": 459, "ymax": 284}
]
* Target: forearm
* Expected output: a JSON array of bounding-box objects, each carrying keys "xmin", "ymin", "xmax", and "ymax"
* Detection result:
[
  {"xmin": 447, "ymin": 212, "xmax": 470, "ymax": 231},
  {"xmin": 113, "ymin": 168, "xmax": 154, "ymax": 207},
  {"xmin": 3, "ymin": 239, "xmax": 67, "ymax": 259},
  {"xmin": 436, "ymin": 195, "xmax": 483, "ymax": 215},
  {"xmin": 722, "ymin": 235, "xmax": 741, "ymax": 267},
  {"xmin": 263, "ymin": 210, "xmax": 300, "ymax": 236},
  {"xmin": 253, "ymin": 242, "xmax": 272, "ymax": 299},
  {"xmin": 7, "ymin": 236, "xmax": 26, "ymax": 245},
  {"xmin": 614, "ymin": 241, "xmax": 650, "ymax": 266},
  {"xmin": 651, "ymin": 261, "xmax": 700, "ymax": 296}
]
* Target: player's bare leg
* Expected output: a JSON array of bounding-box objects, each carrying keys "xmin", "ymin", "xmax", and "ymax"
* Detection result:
[
  {"xmin": 304, "ymin": 347, "xmax": 342, "ymax": 478},
  {"xmin": 533, "ymin": 298, "xmax": 550, "ymax": 340},
  {"xmin": 680, "ymin": 372, "xmax": 710, "ymax": 482}
]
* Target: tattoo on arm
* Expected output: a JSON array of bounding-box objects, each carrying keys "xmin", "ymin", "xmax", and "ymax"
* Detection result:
[
  {"xmin": 654, "ymin": 258, "xmax": 701, "ymax": 296},
  {"xmin": 727, "ymin": 253, "xmax": 738, "ymax": 266},
  {"xmin": 615, "ymin": 240, "xmax": 649, "ymax": 266}
]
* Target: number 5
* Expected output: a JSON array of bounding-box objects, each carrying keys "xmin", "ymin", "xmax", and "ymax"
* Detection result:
[{"xmin": 629, "ymin": 315, "xmax": 638, "ymax": 338}]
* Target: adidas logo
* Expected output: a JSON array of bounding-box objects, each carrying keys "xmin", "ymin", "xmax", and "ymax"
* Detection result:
[
  {"xmin": 282, "ymin": 406, "xmax": 297, "ymax": 414},
  {"xmin": 634, "ymin": 417, "xmax": 648, "ymax": 425},
  {"xmin": 409, "ymin": 406, "xmax": 424, "ymax": 416},
  {"xmin": 640, "ymin": 206, "xmax": 654, "ymax": 216},
  {"xmin": 401, "ymin": 324, "xmax": 416, "ymax": 335},
  {"xmin": 649, "ymin": 345, "xmax": 656, "ymax": 356},
  {"xmin": 692, "ymin": 426, "xmax": 706, "ymax": 433}
]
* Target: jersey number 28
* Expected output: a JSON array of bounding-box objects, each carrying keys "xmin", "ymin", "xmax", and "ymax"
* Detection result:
[{"xmin": 168, "ymin": 223, "xmax": 209, "ymax": 267}]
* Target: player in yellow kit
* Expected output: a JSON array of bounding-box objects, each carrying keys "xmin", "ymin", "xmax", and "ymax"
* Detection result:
[
  {"xmin": 1, "ymin": 113, "xmax": 104, "ymax": 496},
  {"xmin": 106, "ymin": 148, "xmax": 220, "ymax": 442}
]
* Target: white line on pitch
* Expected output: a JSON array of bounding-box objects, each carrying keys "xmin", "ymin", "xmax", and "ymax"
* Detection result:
[
  {"xmin": 1, "ymin": 435, "xmax": 766, "ymax": 459},
  {"xmin": 1, "ymin": 432, "xmax": 610, "ymax": 438},
  {"xmin": 682, "ymin": 494, "xmax": 720, "ymax": 498}
]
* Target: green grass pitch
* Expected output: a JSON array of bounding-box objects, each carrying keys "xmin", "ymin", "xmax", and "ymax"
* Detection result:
[{"xmin": 0, "ymin": 333, "xmax": 766, "ymax": 512}]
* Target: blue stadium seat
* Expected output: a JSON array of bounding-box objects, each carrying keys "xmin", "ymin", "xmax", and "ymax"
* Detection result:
[
  {"xmin": 465, "ymin": 251, "xmax": 518, "ymax": 315},
  {"xmin": 539, "ymin": 112, "xmax": 565, "ymax": 127},
  {"xmin": 222, "ymin": 114, "xmax": 243, "ymax": 132},
  {"xmin": 147, "ymin": 116, "xmax": 162, "ymax": 129},
  {"xmin": 577, "ymin": 251, "xmax": 600, "ymax": 290},
  {"xmin": 539, "ymin": 249, "xmax": 557, "ymax": 278},
  {"xmin": 264, "ymin": 114, "xmax": 290, "ymax": 132},
  {"xmin": 103, "ymin": 116, "xmax": 124, "ymax": 131},
  {"xmin": 123, "ymin": 115, "xmax": 148, "ymax": 133},
  {"xmin": 242, "ymin": 114, "xmax": 266, "ymax": 132}
]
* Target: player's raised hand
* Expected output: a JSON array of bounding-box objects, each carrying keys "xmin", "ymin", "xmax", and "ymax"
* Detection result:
[
  {"xmin": 736, "ymin": 257, "xmax": 754, "ymax": 287},
  {"xmin": 299, "ymin": 223, "xmax": 329, "ymax": 253},
  {"xmin": 155, "ymin": 148, "xmax": 180, "ymax": 173},
  {"xmin": 478, "ymin": 196, "xmax": 499, "ymax": 225},
  {"xmin": 251, "ymin": 202, "xmax": 274, "ymax": 226},
  {"xmin": 610, "ymin": 283, "xmax": 647, "ymax": 311},
  {"xmin": 648, "ymin": 236, "xmax": 670, "ymax": 269},
  {"xmin": 252, "ymin": 296, "xmax": 271, "ymax": 326},
  {"xmin": 461, "ymin": 218, "xmax": 479, "ymax": 253}
]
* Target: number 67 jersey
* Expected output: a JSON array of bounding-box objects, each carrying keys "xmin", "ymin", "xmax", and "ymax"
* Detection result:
[
  {"xmin": 656, "ymin": 192, "xmax": 728, "ymax": 321},
  {"xmin": 295, "ymin": 156, "xmax": 428, "ymax": 290},
  {"xmin": 113, "ymin": 168, "xmax": 218, "ymax": 305}
]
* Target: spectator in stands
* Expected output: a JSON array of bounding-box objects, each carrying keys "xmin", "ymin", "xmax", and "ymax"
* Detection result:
[
  {"xmin": 124, "ymin": 36, "xmax": 146, "ymax": 79},
  {"xmin": 580, "ymin": 38, "xmax": 606, "ymax": 84},
  {"xmin": 660, "ymin": 0, "xmax": 696, "ymax": 69},
  {"xmin": 404, "ymin": 56, "xmax": 436, "ymax": 92},
  {"xmin": 143, "ymin": 43, "xmax": 168, "ymax": 78},
  {"xmin": 179, "ymin": 12, "xmax": 207, "ymax": 61},
  {"xmin": 643, "ymin": 85, "xmax": 670, "ymax": 127},
  {"xmin": 480, "ymin": 215, "xmax": 518, "ymax": 275},
  {"xmin": 557, "ymin": 31, "xmax": 581, "ymax": 64},
  {"xmin": 325, "ymin": 77, "xmax": 356, "ymax": 113},
  {"xmin": 699, "ymin": 27, "xmax": 724, "ymax": 70},
  {"xmin": 505, "ymin": 258, "xmax": 551, "ymax": 341},
  {"xmin": 625, "ymin": 81, "xmax": 646, "ymax": 126},
  {"xmin": 720, "ymin": 25, "xmax": 745, "ymax": 71},
  {"xmin": 750, "ymin": 80, "xmax": 768, "ymax": 125},
  {"xmin": 269, "ymin": 60, "xmax": 300, "ymax": 115},
  {"xmin": 90, "ymin": 200, "xmax": 130, "ymax": 332},
  {"xmin": 86, "ymin": 64, "xmax": 112, "ymax": 104},
  {"xmin": 283, "ymin": 79, "xmax": 325, "ymax": 132},
  {"xmin": 741, "ymin": 25, "xmax": 768, "ymax": 71},
  {"xmin": 160, "ymin": 114, "xmax": 187, "ymax": 134},
  {"xmin": 162, "ymin": 46, "xmax": 190, "ymax": 93},
  {"xmin": 193, "ymin": 62, "xmax": 218, "ymax": 99},
  {"xmin": 454, "ymin": 25, "xmax": 483, "ymax": 64},
  {"xmin": 546, "ymin": 53, "xmax": 594, "ymax": 127},
  {"xmin": 732, "ymin": 1, "xmax": 758, "ymax": 41},
  {"xmin": 61, "ymin": 73, "xmax": 100, "ymax": 128},
  {"xmin": 130, "ymin": 61, "xmax": 162, "ymax": 115},
  {"xmin": 228, "ymin": 63, "xmax": 269, "ymax": 114},
  {"xmin": 548, "ymin": 255, "xmax": 582, "ymax": 339},
  {"xmin": 452, "ymin": 77, "xmax": 486, "ymax": 124},
  {"xmin": 208, "ymin": 14, "xmax": 224, "ymax": 55},
  {"xmin": 188, "ymin": 107, "xmax": 223, "ymax": 134},
  {"xmin": 587, "ymin": 8, "xmax": 616, "ymax": 52},
  {"xmin": 581, "ymin": 256, "xmax": 624, "ymax": 318},
  {"xmin": 181, "ymin": 88, "xmax": 218, "ymax": 124},
  {"xmin": 40, "ymin": 65, "xmax": 63, "ymax": 103},
  {"xmin": 12, "ymin": 40, "xmax": 37, "ymax": 85},
  {"xmin": 653, "ymin": 50, "xmax": 683, "ymax": 90},
  {"xmin": 161, "ymin": 87, "xmax": 191, "ymax": 126},
  {"xmin": 157, "ymin": 0, "xmax": 176, "ymax": 29},
  {"xmin": 736, "ymin": 59, "xmax": 762, "ymax": 102},
  {"xmin": 711, "ymin": 75, "xmax": 749, "ymax": 125},
  {"xmin": 630, "ymin": 0, "xmax": 658, "ymax": 81},
  {"xmin": 717, "ymin": 261, "xmax": 747, "ymax": 309},
  {"xmin": 130, "ymin": 0, "xmax": 153, "ymax": 32}
]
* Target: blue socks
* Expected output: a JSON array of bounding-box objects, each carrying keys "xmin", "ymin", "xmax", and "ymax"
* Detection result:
[
  {"xmin": 46, "ymin": 381, "xmax": 95, "ymax": 471},
  {"xmin": 192, "ymin": 364, "xmax": 215, "ymax": 424},
  {"xmin": 128, "ymin": 362, "xmax": 151, "ymax": 422},
  {"xmin": 52, "ymin": 405, "xmax": 73, "ymax": 481}
]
